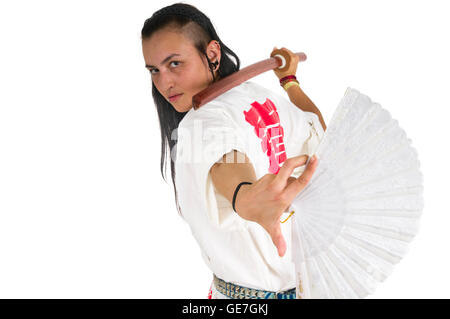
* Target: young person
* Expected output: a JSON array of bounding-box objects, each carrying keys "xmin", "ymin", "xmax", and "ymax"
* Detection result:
[{"xmin": 141, "ymin": 2, "xmax": 325, "ymax": 299}]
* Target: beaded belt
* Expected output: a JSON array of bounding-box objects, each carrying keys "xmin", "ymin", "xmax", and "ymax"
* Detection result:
[{"xmin": 213, "ymin": 274, "xmax": 296, "ymax": 299}]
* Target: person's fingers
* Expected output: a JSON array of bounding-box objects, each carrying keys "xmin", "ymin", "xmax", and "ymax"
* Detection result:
[
  {"xmin": 281, "ymin": 47, "xmax": 291, "ymax": 54},
  {"xmin": 286, "ymin": 176, "xmax": 296, "ymax": 186},
  {"xmin": 273, "ymin": 154, "xmax": 309, "ymax": 186},
  {"xmin": 280, "ymin": 47, "xmax": 295, "ymax": 57},
  {"xmin": 283, "ymin": 154, "xmax": 319, "ymax": 200},
  {"xmin": 270, "ymin": 223, "xmax": 287, "ymax": 257},
  {"xmin": 283, "ymin": 176, "xmax": 297, "ymax": 212}
]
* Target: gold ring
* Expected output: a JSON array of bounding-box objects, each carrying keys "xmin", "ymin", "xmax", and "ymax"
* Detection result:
[{"xmin": 280, "ymin": 210, "xmax": 295, "ymax": 223}]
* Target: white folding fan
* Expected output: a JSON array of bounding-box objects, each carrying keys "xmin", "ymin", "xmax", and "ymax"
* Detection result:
[
  {"xmin": 192, "ymin": 51, "xmax": 424, "ymax": 299},
  {"xmin": 289, "ymin": 87, "xmax": 424, "ymax": 299}
]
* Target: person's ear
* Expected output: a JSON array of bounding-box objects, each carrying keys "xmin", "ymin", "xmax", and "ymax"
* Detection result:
[{"xmin": 207, "ymin": 40, "xmax": 221, "ymax": 65}]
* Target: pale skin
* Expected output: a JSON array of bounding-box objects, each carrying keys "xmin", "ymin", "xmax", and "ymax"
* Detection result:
[{"xmin": 142, "ymin": 27, "xmax": 322, "ymax": 257}]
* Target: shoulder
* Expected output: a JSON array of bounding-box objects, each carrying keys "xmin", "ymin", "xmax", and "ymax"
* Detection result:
[
  {"xmin": 179, "ymin": 80, "xmax": 310, "ymax": 132},
  {"xmin": 179, "ymin": 82, "xmax": 256, "ymax": 128},
  {"xmin": 188, "ymin": 81, "xmax": 290, "ymax": 123},
  {"xmin": 179, "ymin": 105, "xmax": 233, "ymax": 131}
]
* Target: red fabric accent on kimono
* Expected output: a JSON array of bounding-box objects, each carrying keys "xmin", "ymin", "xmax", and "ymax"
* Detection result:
[
  {"xmin": 243, "ymin": 98, "xmax": 286, "ymax": 174},
  {"xmin": 207, "ymin": 286, "xmax": 212, "ymax": 299}
]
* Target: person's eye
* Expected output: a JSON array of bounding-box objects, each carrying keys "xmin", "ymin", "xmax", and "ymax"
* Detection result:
[{"xmin": 148, "ymin": 61, "xmax": 180, "ymax": 75}]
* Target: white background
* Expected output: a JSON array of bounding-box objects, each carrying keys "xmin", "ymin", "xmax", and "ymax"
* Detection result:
[{"xmin": 0, "ymin": 0, "xmax": 448, "ymax": 298}]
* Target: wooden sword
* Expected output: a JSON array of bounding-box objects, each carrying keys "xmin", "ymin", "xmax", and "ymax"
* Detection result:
[{"xmin": 192, "ymin": 49, "xmax": 307, "ymax": 110}]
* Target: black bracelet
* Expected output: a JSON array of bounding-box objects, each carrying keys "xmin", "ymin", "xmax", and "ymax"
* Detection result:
[{"xmin": 232, "ymin": 182, "xmax": 253, "ymax": 213}]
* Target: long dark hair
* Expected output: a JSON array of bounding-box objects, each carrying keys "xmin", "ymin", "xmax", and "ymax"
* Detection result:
[{"xmin": 141, "ymin": 3, "xmax": 241, "ymax": 217}]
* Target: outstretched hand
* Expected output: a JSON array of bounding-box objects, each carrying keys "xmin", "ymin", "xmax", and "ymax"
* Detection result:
[{"xmin": 235, "ymin": 154, "xmax": 318, "ymax": 257}]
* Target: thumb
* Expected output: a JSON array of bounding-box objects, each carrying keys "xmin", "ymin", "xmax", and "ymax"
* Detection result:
[{"xmin": 270, "ymin": 223, "xmax": 287, "ymax": 257}]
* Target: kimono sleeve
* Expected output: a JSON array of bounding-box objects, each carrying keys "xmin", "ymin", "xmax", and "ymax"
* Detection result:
[
  {"xmin": 303, "ymin": 111, "xmax": 325, "ymax": 155},
  {"xmin": 174, "ymin": 109, "xmax": 247, "ymax": 230},
  {"xmin": 288, "ymin": 111, "xmax": 326, "ymax": 180}
]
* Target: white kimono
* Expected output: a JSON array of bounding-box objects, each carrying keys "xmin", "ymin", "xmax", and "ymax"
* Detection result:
[{"xmin": 174, "ymin": 80, "xmax": 324, "ymax": 292}]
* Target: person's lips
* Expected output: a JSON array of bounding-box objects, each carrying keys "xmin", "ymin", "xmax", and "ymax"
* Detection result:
[{"xmin": 169, "ymin": 93, "xmax": 183, "ymax": 102}]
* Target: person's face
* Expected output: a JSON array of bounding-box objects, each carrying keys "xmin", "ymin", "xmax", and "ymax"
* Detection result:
[{"xmin": 142, "ymin": 28, "xmax": 220, "ymax": 113}]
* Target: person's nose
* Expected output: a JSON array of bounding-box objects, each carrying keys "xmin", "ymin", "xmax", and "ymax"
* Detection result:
[{"xmin": 158, "ymin": 69, "xmax": 176, "ymax": 95}]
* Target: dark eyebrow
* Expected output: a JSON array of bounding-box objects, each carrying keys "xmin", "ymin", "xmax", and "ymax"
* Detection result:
[{"xmin": 145, "ymin": 53, "xmax": 181, "ymax": 69}]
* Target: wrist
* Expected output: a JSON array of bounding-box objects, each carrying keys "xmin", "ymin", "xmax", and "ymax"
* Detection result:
[
  {"xmin": 279, "ymin": 74, "xmax": 296, "ymax": 82},
  {"xmin": 283, "ymin": 81, "xmax": 300, "ymax": 91},
  {"xmin": 279, "ymin": 74, "xmax": 300, "ymax": 91},
  {"xmin": 233, "ymin": 183, "xmax": 254, "ymax": 220}
]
